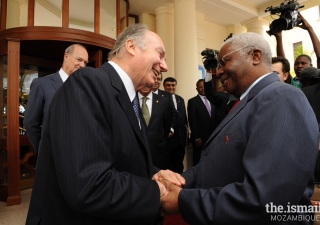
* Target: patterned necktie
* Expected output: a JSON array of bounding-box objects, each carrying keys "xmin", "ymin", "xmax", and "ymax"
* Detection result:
[
  {"xmin": 141, "ymin": 96, "xmax": 150, "ymax": 126},
  {"xmin": 132, "ymin": 96, "xmax": 141, "ymax": 125},
  {"xmin": 203, "ymin": 96, "xmax": 211, "ymax": 117}
]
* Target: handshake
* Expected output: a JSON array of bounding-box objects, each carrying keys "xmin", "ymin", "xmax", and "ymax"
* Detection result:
[{"xmin": 152, "ymin": 170, "xmax": 186, "ymax": 217}]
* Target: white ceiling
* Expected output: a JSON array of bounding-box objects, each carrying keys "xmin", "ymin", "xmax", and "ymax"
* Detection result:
[{"xmin": 128, "ymin": 0, "xmax": 316, "ymax": 27}]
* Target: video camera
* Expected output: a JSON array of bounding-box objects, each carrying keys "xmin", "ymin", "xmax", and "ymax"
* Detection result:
[
  {"xmin": 265, "ymin": 0, "xmax": 304, "ymax": 36},
  {"xmin": 201, "ymin": 49, "xmax": 218, "ymax": 71}
]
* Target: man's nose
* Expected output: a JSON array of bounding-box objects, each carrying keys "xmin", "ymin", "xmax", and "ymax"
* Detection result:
[{"xmin": 160, "ymin": 60, "xmax": 168, "ymax": 72}]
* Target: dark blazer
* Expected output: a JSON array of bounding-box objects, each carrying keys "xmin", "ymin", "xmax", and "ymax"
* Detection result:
[
  {"xmin": 26, "ymin": 63, "xmax": 160, "ymax": 225},
  {"xmin": 23, "ymin": 72, "xmax": 63, "ymax": 154},
  {"xmin": 187, "ymin": 95, "xmax": 219, "ymax": 144},
  {"xmin": 302, "ymin": 83, "xmax": 320, "ymax": 182},
  {"xmin": 171, "ymin": 94, "xmax": 188, "ymax": 147},
  {"xmin": 156, "ymin": 89, "xmax": 177, "ymax": 137},
  {"xmin": 302, "ymin": 83, "xmax": 320, "ymax": 123},
  {"xmin": 141, "ymin": 93, "xmax": 173, "ymax": 169},
  {"xmin": 180, "ymin": 74, "xmax": 318, "ymax": 225}
]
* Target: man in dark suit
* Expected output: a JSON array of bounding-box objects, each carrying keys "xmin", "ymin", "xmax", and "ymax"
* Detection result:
[
  {"xmin": 24, "ymin": 43, "xmax": 89, "ymax": 155},
  {"xmin": 26, "ymin": 24, "xmax": 185, "ymax": 225},
  {"xmin": 152, "ymin": 72, "xmax": 177, "ymax": 139},
  {"xmin": 159, "ymin": 32, "xmax": 318, "ymax": 224},
  {"xmin": 187, "ymin": 79, "xmax": 219, "ymax": 166},
  {"xmin": 163, "ymin": 77, "xmax": 188, "ymax": 174},
  {"xmin": 138, "ymin": 86, "xmax": 174, "ymax": 169}
]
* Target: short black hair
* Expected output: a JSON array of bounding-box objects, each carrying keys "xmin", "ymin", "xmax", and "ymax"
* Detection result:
[
  {"xmin": 196, "ymin": 79, "xmax": 204, "ymax": 87},
  {"xmin": 163, "ymin": 77, "xmax": 177, "ymax": 85},
  {"xmin": 296, "ymin": 54, "xmax": 312, "ymax": 64},
  {"xmin": 272, "ymin": 56, "xmax": 290, "ymax": 73}
]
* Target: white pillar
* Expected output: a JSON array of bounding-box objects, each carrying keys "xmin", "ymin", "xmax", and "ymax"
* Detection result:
[
  {"xmin": 242, "ymin": 18, "xmax": 269, "ymax": 36},
  {"xmin": 174, "ymin": 0, "xmax": 198, "ymax": 102},
  {"xmin": 155, "ymin": 5, "xmax": 175, "ymax": 84}
]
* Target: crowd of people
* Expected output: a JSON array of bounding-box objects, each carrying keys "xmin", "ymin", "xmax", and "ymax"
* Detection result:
[{"xmin": 23, "ymin": 11, "xmax": 320, "ymax": 225}]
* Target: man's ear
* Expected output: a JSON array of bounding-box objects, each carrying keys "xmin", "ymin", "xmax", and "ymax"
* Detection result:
[
  {"xmin": 252, "ymin": 49, "xmax": 262, "ymax": 65},
  {"xmin": 125, "ymin": 39, "xmax": 136, "ymax": 56},
  {"xmin": 284, "ymin": 72, "xmax": 289, "ymax": 81},
  {"xmin": 64, "ymin": 53, "xmax": 69, "ymax": 62}
]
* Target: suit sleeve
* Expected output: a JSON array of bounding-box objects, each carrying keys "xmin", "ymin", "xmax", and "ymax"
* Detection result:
[
  {"xmin": 23, "ymin": 78, "xmax": 43, "ymax": 154},
  {"xmin": 187, "ymin": 99, "xmax": 200, "ymax": 140},
  {"xmin": 179, "ymin": 85, "xmax": 318, "ymax": 224},
  {"xmin": 48, "ymin": 68, "xmax": 160, "ymax": 223}
]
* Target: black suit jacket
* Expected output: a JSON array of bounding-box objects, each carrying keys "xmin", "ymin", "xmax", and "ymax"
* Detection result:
[
  {"xmin": 140, "ymin": 93, "xmax": 173, "ymax": 169},
  {"xmin": 302, "ymin": 83, "xmax": 320, "ymax": 123},
  {"xmin": 187, "ymin": 95, "xmax": 219, "ymax": 144},
  {"xmin": 26, "ymin": 63, "xmax": 160, "ymax": 225},
  {"xmin": 157, "ymin": 89, "xmax": 177, "ymax": 133},
  {"xmin": 24, "ymin": 72, "xmax": 63, "ymax": 154},
  {"xmin": 169, "ymin": 94, "xmax": 188, "ymax": 147},
  {"xmin": 302, "ymin": 83, "xmax": 320, "ymax": 182}
]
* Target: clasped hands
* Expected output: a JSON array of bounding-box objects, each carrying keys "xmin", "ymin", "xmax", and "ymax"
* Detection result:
[{"xmin": 152, "ymin": 170, "xmax": 185, "ymax": 216}]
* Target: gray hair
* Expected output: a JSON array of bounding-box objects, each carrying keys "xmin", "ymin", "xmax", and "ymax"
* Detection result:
[
  {"xmin": 222, "ymin": 32, "xmax": 272, "ymax": 67},
  {"xmin": 108, "ymin": 24, "xmax": 149, "ymax": 60},
  {"xmin": 65, "ymin": 44, "xmax": 86, "ymax": 55}
]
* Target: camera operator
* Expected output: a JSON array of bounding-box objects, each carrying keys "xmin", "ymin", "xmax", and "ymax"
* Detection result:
[{"xmin": 274, "ymin": 11, "xmax": 320, "ymax": 87}]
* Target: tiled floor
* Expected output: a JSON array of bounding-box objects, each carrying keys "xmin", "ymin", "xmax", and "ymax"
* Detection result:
[{"xmin": 0, "ymin": 188, "xmax": 31, "ymax": 225}]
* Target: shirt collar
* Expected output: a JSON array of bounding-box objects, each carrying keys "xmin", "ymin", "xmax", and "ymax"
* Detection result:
[
  {"xmin": 108, "ymin": 61, "xmax": 136, "ymax": 102},
  {"xmin": 138, "ymin": 92, "xmax": 153, "ymax": 100},
  {"xmin": 153, "ymin": 89, "xmax": 159, "ymax": 95},
  {"xmin": 240, "ymin": 73, "xmax": 271, "ymax": 100},
  {"xmin": 59, "ymin": 68, "xmax": 69, "ymax": 82}
]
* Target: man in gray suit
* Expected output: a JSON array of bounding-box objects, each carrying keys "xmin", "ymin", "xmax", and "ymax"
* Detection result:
[
  {"xmin": 26, "ymin": 24, "xmax": 184, "ymax": 225},
  {"xmin": 159, "ymin": 32, "xmax": 318, "ymax": 224},
  {"xmin": 24, "ymin": 43, "xmax": 89, "ymax": 155}
]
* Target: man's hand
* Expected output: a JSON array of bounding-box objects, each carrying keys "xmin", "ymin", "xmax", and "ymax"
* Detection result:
[
  {"xmin": 195, "ymin": 139, "xmax": 202, "ymax": 148},
  {"xmin": 297, "ymin": 11, "xmax": 311, "ymax": 30},
  {"xmin": 156, "ymin": 180, "xmax": 169, "ymax": 198},
  {"xmin": 167, "ymin": 131, "xmax": 173, "ymax": 138},
  {"xmin": 159, "ymin": 179, "xmax": 182, "ymax": 216},
  {"xmin": 152, "ymin": 170, "xmax": 186, "ymax": 187},
  {"xmin": 273, "ymin": 30, "xmax": 282, "ymax": 39}
]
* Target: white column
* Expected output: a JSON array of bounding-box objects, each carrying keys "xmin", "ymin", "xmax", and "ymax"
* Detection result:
[
  {"xmin": 242, "ymin": 18, "xmax": 269, "ymax": 36},
  {"xmin": 174, "ymin": 0, "xmax": 198, "ymax": 101},
  {"xmin": 155, "ymin": 5, "xmax": 175, "ymax": 83}
]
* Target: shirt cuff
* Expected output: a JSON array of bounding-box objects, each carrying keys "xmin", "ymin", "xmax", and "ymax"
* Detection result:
[{"xmin": 205, "ymin": 72, "xmax": 212, "ymax": 82}]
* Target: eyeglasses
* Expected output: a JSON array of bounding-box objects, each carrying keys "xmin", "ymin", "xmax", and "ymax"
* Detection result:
[{"xmin": 217, "ymin": 45, "xmax": 253, "ymax": 69}]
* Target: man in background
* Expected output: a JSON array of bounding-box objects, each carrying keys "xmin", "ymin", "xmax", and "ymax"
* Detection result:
[
  {"xmin": 152, "ymin": 72, "xmax": 177, "ymax": 139},
  {"xmin": 163, "ymin": 77, "xmax": 188, "ymax": 174},
  {"xmin": 24, "ymin": 44, "xmax": 88, "ymax": 156},
  {"xmin": 187, "ymin": 79, "xmax": 219, "ymax": 166},
  {"xmin": 138, "ymin": 86, "xmax": 174, "ymax": 169}
]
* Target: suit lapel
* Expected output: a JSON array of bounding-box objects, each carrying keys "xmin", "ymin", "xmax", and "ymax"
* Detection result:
[
  {"xmin": 203, "ymin": 73, "xmax": 279, "ymax": 148},
  {"xmin": 149, "ymin": 93, "xmax": 159, "ymax": 126},
  {"xmin": 51, "ymin": 72, "xmax": 63, "ymax": 90},
  {"xmin": 196, "ymin": 95, "xmax": 211, "ymax": 118},
  {"xmin": 101, "ymin": 63, "xmax": 148, "ymax": 151}
]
